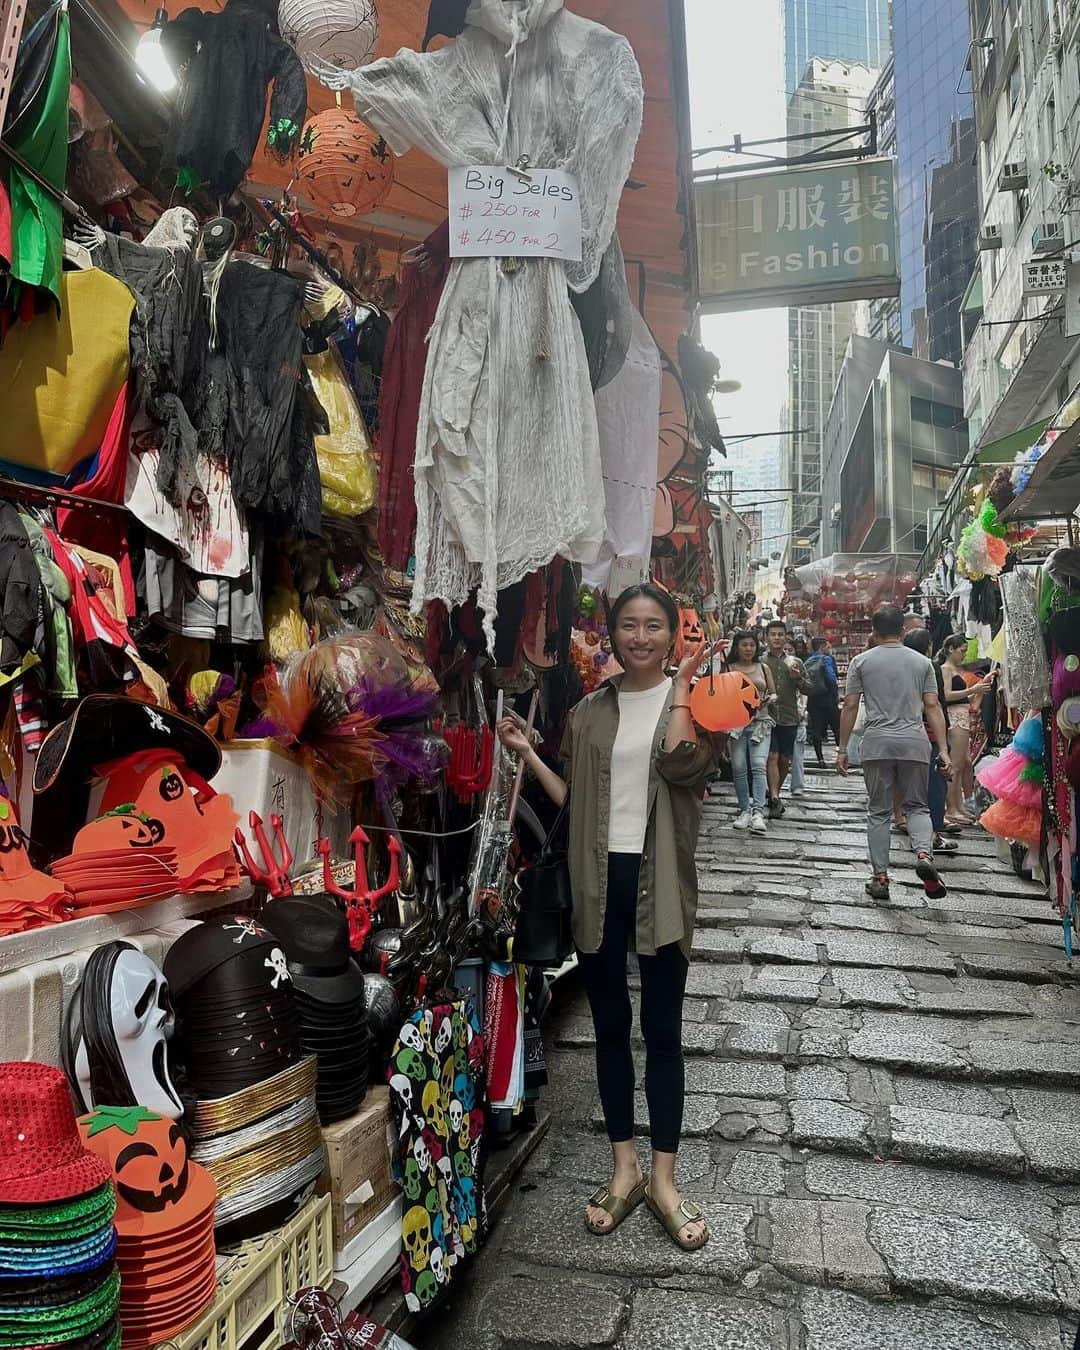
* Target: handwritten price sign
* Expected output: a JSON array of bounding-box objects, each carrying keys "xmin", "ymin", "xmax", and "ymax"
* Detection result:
[{"xmin": 448, "ymin": 166, "xmax": 583, "ymax": 263}]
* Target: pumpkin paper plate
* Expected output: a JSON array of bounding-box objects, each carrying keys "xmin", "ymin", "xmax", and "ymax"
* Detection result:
[{"xmin": 77, "ymin": 1108, "xmax": 216, "ymax": 1238}]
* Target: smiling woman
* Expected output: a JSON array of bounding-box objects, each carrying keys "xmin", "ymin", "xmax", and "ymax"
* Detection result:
[{"xmin": 497, "ymin": 582, "xmax": 715, "ymax": 1252}]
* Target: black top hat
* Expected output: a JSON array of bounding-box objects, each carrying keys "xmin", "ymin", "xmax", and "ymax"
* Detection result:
[
  {"xmin": 34, "ymin": 696, "xmax": 222, "ymax": 796},
  {"xmin": 259, "ymin": 899, "xmax": 367, "ymax": 1006}
]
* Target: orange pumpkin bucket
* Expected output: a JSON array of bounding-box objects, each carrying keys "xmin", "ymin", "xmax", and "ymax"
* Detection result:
[{"xmin": 689, "ymin": 670, "xmax": 761, "ymax": 732}]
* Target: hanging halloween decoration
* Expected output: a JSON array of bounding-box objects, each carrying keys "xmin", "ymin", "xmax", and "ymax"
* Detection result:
[
  {"xmin": 278, "ymin": 0, "xmax": 378, "ymax": 75},
  {"xmin": 674, "ymin": 606, "xmax": 704, "ymax": 664},
  {"xmin": 296, "ymin": 110, "xmax": 394, "ymax": 219},
  {"xmin": 957, "ymin": 498, "xmax": 1010, "ymax": 580},
  {"xmin": 62, "ymin": 942, "xmax": 183, "ymax": 1120},
  {"xmin": 160, "ymin": 0, "xmax": 307, "ymax": 197},
  {"xmin": 689, "ymin": 671, "xmax": 760, "ymax": 733},
  {"xmin": 243, "ymin": 632, "xmax": 445, "ymax": 807}
]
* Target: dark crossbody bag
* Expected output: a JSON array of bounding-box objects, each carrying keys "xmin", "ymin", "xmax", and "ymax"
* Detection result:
[{"xmin": 512, "ymin": 799, "xmax": 573, "ymax": 968}]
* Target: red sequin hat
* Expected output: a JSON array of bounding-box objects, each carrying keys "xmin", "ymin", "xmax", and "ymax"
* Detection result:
[{"xmin": 0, "ymin": 1062, "xmax": 112, "ymax": 1203}]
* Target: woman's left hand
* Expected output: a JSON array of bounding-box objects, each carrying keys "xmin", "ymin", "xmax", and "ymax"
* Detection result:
[{"xmin": 674, "ymin": 638, "xmax": 707, "ymax": 687}]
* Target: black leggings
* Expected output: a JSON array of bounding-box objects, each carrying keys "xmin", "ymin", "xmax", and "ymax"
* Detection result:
[{"xmin": 577, "ymin": 853, "xmax": 689, "ymax": 1154}]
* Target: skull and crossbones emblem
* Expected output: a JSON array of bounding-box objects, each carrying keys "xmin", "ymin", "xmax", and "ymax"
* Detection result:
[{"xmin": 265, "ymin": 948, "xmax": 290, "ymax": 988}]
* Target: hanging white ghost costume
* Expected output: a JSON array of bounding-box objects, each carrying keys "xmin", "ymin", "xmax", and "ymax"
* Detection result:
[{"xmin": 325, "ymin": 0, "xmax": 643, "ymax": 644}]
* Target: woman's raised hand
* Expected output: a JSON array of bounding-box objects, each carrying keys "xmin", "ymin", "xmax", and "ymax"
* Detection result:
[
  {"xmin": 497, "ymin": 715, "xmax": 533, "ymax": 758},
  {"xmin": 675, "ymin": 639, "xmax": 707, "ymax": 687}
]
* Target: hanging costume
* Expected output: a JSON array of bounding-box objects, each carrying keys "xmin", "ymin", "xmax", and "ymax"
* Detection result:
[
  {"xmin": 161, "ymin": 0, "xmax": 306, "ymax": 196},
  {"xmin": 332, "ymin": 0, "xmax": 644, "ymax": 644}
]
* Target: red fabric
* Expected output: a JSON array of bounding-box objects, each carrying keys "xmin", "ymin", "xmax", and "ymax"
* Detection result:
[
  {"xmin": 377, "ymin": 221, "xmax": 451, "ymax": 572},
  {"xmin": 55, "ymin": 381, "xmax": 135, "ymax": 613},
  {"xmin": 43, "ymin": 528, "xmax": 138, "ymax": 686},
  {"xmin": 0, "ymin": 172, "xmax": 11, "ymax": 271}
]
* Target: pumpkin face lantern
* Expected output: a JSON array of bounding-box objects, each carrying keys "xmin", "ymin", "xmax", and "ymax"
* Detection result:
[
  {"xmin": 79, "ymin": 1106, "xmax": 216, "ymax": 1237},
  {"xmin": 689, "ymin": 671, "xmax": 761, "ymax": 732}
]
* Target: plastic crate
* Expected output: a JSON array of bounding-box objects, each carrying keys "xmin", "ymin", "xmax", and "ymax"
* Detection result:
[{"xmin": 172, "ymin": 1195, "xmax": 333, "ymax": 1350}]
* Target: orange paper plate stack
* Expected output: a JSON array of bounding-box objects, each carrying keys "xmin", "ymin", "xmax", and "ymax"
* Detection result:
[{"xmin": 0, "ymin": 797, "xmax": 73, "ymax": 935}]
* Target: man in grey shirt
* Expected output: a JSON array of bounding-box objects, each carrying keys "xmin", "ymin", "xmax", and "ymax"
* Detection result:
[{"xmin": 837, "ymin": 606, "xmax": 953, "ymax": 901}]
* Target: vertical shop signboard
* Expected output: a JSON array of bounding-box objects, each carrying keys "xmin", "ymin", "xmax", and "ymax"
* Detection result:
[
  {"xmin": 695, "ymin": 158, "xmax": 901, "ymax": 312},
  {"xmin": 448, "ymin": 166, "xmax": 583, "ymax": 262}
]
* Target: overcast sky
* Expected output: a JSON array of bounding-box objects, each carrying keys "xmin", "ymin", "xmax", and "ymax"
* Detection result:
[{"xmin": 683, "ymin": 0, "xmax": 788, "ymax": 454}]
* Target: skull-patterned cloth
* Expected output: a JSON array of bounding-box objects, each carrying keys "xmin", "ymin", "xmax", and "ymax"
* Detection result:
[{"xmin": 387, "ymin": 1000, "xmax": 485, "ymax": 1314}]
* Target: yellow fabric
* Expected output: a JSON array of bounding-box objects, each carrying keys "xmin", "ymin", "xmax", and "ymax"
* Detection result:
[
  {"xmin": 0, "ymin": 269, "xmax": 134, "ymax": 474},
  {"xmin": 266, "ymin": 583, "xmax": 309, "ymax": 663},
  {"xmin": 304, "ymin": 344, "xmax": 376, "ymax": 518}
]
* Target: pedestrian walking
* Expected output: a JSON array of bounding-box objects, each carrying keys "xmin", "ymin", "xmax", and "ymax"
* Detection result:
[
  {"xmin": 763, "ymin": 620, "xmax": 810, "ymax": 818},
  {"xmin": 804, "ymin": 637, "xmax": 841, "ymax": 765},
  {"xmin": 902, "ymin": 627, "xmax": 959, "ymax": 855},
  {"xmin": 725, "ymin": 629, "xmax": 776, "ymax": 833},
  {"xmin": 497, "ymin": 582, "xmax": 714, "ymax": 1251},
  {"xmin": 837, "ymin": 605, "xmax": 952, "ymax": 901},
  {"xmin": 938, "ymin": 635, "xmax": 994, "ymax": 827}
]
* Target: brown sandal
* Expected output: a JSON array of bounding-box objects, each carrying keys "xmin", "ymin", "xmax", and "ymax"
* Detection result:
[
  {"xmin": 644, "ymin": 1185, "xmax": 710, "ymax": 1251},
  {"xmin": 584, "ymin": 1177, "xmax": 646, "ymax": 1235}
]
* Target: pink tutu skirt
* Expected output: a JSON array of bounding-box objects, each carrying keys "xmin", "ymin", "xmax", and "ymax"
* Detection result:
[{"xmin": 976, "ymin": 749, "xmax": 1043, "ymax": 811}]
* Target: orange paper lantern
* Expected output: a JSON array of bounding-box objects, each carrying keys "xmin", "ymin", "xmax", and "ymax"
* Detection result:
[
  {"xmin": 296, "ymin": 110, "xmax": 394, "ymax": 219},
  {"xmin": 689, "ymin": 672, "xmax": 760, "ymax": 732}
]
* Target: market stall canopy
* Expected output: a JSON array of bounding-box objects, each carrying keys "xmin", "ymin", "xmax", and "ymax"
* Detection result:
[
  {"xmin": 1000, "ymin": 416, "xmax": 1080, "ymax": 522},
  {"xmin": 99, "ymin": 0, "xmax": 696, "ymax": 358}
]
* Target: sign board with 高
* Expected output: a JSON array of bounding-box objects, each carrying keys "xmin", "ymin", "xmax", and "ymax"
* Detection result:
[
  {"xmin": 695, "ymin": 158, "xmax": 901, "ymax": 312},
  {"xmin": 448, "ymin": 166, "xmax": 583, "ymax": 263}
]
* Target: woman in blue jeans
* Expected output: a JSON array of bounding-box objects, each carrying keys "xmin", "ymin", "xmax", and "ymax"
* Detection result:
[
  {"xmin": 727, "ymin": 630, "xmax": 776, "ymax": 833},
  {"xmin": 903, "ymin": 629, "xmax": 958, "ymax": 854}
]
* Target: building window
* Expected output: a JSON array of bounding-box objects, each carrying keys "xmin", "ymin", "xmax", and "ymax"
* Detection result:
[
  {"xmin": 1008, "ymin": 59, "xmax": 1022, "ymax": 114},
  {"xmin": 912, "ymin": 463, "xmax": 956, "ymax": 496},
  {"xmin": 1015, "ymin": 187, "xmax": 1030, "ymax": 224},
  {"xmin": 911, "ymin": 397, "xmax": 964, "ymax": 430}
]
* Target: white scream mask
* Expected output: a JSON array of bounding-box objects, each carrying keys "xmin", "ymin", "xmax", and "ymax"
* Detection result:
[{"xmin": 67, "ymin": 943, "xmax": 183, "ymax": 1120}]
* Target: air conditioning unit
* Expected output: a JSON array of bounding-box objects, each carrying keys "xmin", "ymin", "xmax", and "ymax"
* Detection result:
[
  {"xmin": 999, "ymin": 161, "xmax": 1029, "ymax": 191},
  {"xmin": 978, "ymin": 224, "xmax": 1003, "ymax": 250},
  {"xmin": 1032, "ymin": 220, "xmax": 1066, "ymax": 252}
]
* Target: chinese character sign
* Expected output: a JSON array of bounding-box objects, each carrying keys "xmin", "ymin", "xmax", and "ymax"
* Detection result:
[
  {"xmin": 448, "ymin": 166, "xmax": 583, "ymax": 262},
  {"xmin": 695, "ymin": 158, "xmax": 901, "ymax": 311}
]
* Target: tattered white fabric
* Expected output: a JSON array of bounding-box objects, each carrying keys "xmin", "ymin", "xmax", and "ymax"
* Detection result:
[
  {"xmin": 325, "ymin": 0, "xmax": 643, "ymax": 643},
  {"xmin": 580, "ymin": 306, "xmax": 660, "ymax": 590}
]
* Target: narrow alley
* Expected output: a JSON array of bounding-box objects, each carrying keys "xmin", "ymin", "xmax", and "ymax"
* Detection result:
[{"xmin": 420, "ymin": 768, "xmax": 1080, "ymax": 1349}]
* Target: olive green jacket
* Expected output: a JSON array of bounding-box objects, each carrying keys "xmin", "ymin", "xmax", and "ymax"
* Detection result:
[{"xmin": 559, "ymin": 676, "xmax": 716, "ymax": 960}]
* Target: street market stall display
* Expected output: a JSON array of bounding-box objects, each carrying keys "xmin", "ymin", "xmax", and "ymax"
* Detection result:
[
  {"xmin": 0, "ymin": 0, "xmax": 711, "ymax": 1339},
  {"xmin": 781, "ymin": 554, "xmax": 920, "ymax": 674}
]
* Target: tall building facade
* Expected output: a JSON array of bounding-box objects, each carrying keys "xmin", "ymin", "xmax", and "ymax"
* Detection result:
[
  {"xmin": 787, "ymin": 59, "xmax": 879, "ymax": 564},
  {"xmin": 785, "ymin": 0, "xmax": 891, "ymax": 96},
  {"xmin": 893, "ymin": 0, "xmax": 978, "ymax": 366}
]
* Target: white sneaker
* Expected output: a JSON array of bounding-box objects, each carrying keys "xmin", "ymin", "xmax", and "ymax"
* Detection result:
[
  {"xmin": 750, "ymin": 811, "xmax": 767, "ymax": 834},
  {"xmin": 733, "ymin": 810, "xmax": 752, "ymax": 830},
  {"xmin": 790, "ymin": 788, "xmax": 805, "ymax": 798}
]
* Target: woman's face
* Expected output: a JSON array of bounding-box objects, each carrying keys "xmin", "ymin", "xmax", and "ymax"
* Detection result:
[
  {"xmin": 735, "ymin": 637, "xmax": 756, "ymax": 664},
  {"xmin": 614, "ymin": 597, "xmax": 674, "ymax": 674}
]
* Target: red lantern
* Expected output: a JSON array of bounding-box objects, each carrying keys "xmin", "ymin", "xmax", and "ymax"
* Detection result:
[{"xmin": 296, "ymin": 110, "xmax": 394, "ymax": 219}]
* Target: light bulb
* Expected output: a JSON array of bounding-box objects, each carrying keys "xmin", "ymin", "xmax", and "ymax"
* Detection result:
[{"xmin": 135, "ymin": 12, "xmax": 177, "ymax": 93}]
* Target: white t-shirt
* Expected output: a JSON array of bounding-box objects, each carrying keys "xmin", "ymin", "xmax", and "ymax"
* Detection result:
[{"xmin": 607, "ymin": 678, "xmax": 671, "ymax": 853}]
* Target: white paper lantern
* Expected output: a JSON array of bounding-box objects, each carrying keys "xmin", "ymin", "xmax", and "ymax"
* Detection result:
[{"xmin": 279, "ymin": 0, "xmax": 378, "ymax": 75}]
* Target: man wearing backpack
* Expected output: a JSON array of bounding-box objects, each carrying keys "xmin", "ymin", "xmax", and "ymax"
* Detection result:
[{"xmin": 805, "ymin": 637, "xmax": 841, "ymax": 766}]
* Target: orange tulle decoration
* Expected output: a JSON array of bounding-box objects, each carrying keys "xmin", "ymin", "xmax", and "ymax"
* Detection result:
[
  {"xmin": 979, "ymin": 797, "xmax": 1042, "ymax": 849},
  {"xmin": 985, "ymin": 535, "xmax": 1009, "ymax": 568}
]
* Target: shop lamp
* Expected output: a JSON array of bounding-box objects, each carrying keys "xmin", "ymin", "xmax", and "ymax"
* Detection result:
[{"xmin": 136, "ymin": 10, "xmax": 177, "ymax": 94}]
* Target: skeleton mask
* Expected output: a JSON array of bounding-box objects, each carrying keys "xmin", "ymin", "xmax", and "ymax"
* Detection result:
[
  {"xmin": 436, "ymin": 1154, "xmax": 453, "ymax": 1186},
  {"xmin": 265, "ymin": 948, "xmax": 290, "ymax": 989},
  {"xmin": 429, "ymin": 1245, "xmax": 446, "ymax": 1284},
  {"xmin": 413, "ymin": 1135, "xmax": 431, "ymax": 1174},
  {"xmin": 62, "ymin": 944, "xmax": 183, "ymax": 1119}
]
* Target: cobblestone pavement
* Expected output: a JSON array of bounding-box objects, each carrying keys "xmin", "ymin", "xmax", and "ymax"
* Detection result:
[{"xmin": 417, "ymin": 771, "xmax": 1080, "ymax": 1349}]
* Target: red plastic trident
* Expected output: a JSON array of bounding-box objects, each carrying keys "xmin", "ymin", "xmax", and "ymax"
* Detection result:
[
  {"xmin": 318, "ymin": 827, "xmax": 401, "ymax": 952},
  {"xmin": 233, "ymin": 811, "xmax": 294, "ymax": 897}
]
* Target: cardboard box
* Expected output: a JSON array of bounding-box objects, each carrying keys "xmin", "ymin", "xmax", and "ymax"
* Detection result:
[{"xmin": 320, "ymin": 1087, "xmax": 398, "ymax": 1250}]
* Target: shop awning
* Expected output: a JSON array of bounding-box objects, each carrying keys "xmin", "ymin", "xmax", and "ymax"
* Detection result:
[
  {"xmin": 1000, "ymin": 416, "xmax": 1080, "ymax": 521},
  {"xmin": 976, "ymin": 418, "xmax": 1050, "ymax": 465}
]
